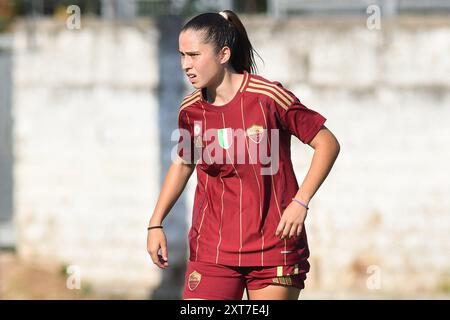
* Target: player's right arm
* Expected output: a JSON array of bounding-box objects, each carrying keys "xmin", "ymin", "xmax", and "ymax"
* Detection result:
[
  {"xmin": 147, "ymin": 158, "xmax": 195, "ymax": 269},
  {"xmin": 147, "ymin": 91, "xmax": 199, "ymax": 269}
]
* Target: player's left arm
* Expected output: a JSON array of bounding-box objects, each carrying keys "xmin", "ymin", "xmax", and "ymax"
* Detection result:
[
  {"xmin": 300, "ymin": 124, "xmax": 340, "ymax": 202},
  {"xmin": 276, "ymin": 125, "xmax": 340, "ymax": 239}
]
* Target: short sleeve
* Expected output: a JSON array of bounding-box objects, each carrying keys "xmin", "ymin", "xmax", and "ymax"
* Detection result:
[
  {"xmin": 177, "ymin": 111, "xmax": 194, "ymax": 164},
  {"xmin": 274, "ymin": 85, "xmax": 327, "ymax": 144}
]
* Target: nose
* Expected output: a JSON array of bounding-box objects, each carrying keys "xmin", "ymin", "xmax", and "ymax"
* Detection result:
[{"xmin": 181, "ymin": 56, "xmax": 192, "ymax": 71}]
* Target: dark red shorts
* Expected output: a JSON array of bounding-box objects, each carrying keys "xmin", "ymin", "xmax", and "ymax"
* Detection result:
[{"xmin": 182, "ymin": 260, "xmax": 307, "ymax": 300}]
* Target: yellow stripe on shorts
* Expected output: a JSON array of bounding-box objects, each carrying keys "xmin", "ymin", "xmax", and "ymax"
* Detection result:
[{"xmin": 277, "ymin": 266, "xmax": 283, "ymax": 277}]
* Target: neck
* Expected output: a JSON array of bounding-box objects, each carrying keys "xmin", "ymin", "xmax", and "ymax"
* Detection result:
[{"xmin": 205, "ymin": 69, "xmax": 244, "ymax": 106}]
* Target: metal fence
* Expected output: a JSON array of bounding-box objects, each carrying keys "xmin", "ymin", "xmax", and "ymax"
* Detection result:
[
  {"xmin": 268, "ymin": 0, "xmax": 450, "ymax": 17},
  {"xmin": 4, "ymin": 0, "xmax": 450, "ymax": 19},
  {"xmin": 100, "ymin": 0, "xmax": 234, "ymax": 18},
  {"xmin": 3, "ymin": 0, "xmax": 233, "ymax": 18}
]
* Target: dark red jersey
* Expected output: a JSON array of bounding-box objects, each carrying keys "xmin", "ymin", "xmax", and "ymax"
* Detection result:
[{"xmin": 177, "ymin": 71, "xmax": 326, "ymax": 269}]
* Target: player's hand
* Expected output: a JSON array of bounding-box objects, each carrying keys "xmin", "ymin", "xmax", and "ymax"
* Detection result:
[
  {"xmin": 147, "ymin": 228, "xmax": 169, "ymax": 269},
  {"xmin": 276, "ymin": 201, "xmax": 308, "ymax": 240}
]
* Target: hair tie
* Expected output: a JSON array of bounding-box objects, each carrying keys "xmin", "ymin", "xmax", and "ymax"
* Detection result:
[
  {"xmin": 218, "ymin": 11, "xmax": 228, "ymax": 20},
  {"xmin": 147, "ymin": 225, "xmax": 163, "ymax": 230},
  {"xmin": 291, "ymin": 198, "xmax": 310, "ymax": 210}
]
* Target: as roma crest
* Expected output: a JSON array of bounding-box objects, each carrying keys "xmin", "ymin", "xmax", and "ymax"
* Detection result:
[
  {"xmin": 246, "ymin": 124, "xmax": 265, "ymax": 144},
  {"xmin": 188, "ymin": 270, "xmax": 202, "ymax": 291}
]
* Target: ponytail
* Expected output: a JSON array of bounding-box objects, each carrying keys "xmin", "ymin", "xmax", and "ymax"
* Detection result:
[{"xmin": 180, "ymin": 10, "xmax": 262, "ymax": 74}]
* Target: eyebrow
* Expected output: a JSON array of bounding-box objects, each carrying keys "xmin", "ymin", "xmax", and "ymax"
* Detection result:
[{"xmin": 178, "ymin": 50, "xmax": 201, "ymax": 54}]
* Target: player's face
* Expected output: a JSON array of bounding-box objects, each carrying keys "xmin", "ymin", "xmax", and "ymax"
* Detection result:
[{"xmin": 179, "ymin": 29, "xmax": 224, "ymax": 89}]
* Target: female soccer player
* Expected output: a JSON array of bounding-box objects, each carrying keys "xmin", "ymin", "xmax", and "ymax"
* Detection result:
[{"xmin": 147, "ymin": 10, "xmax": 340, "ymax": 300}]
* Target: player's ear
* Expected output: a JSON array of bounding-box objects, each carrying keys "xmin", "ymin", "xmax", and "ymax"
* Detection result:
[{"xmin": 218, "ymin": 46, "xmax": 231, "ymax": 65}]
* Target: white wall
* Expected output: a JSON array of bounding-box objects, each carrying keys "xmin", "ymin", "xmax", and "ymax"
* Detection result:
[
  {"xmin": 247, "ymin": 16, "xmax": 450, "ymax": 297},
  {"xmin": 13, "ymin": 19, "xmax": 161, "ymax": 297}
]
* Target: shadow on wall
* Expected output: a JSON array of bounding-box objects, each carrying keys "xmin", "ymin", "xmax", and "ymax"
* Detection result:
[
  {"xmin": 148, "ymin": 15, "xmax": 188, "ymax": 300},
  {"xmin": 151, "ymin": 262, "xmax": 187, "ymax": 300},
  {"xmin": 0, "ymin": 35, "xmax": 14, "ymax": 249}
]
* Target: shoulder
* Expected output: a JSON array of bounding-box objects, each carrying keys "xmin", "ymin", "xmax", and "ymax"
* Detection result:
[
  {"xmin": 245, "ymin": 73, "xmax": 295, "ymax": 111},
  {"xmin": 179, "ymin": 89, "xmax": 202, "ymax": 115}
]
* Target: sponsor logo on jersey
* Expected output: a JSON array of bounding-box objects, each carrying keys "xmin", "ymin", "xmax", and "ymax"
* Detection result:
[
  {"xmin": 194, "ymin": 135, "xmax": 204, "ymax": 148},
  {"xmin": 194, "ymin": 123, "xmax": 201, "ymax": 136}
]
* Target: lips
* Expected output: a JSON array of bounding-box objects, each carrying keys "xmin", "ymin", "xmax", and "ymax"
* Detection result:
[{"xmin": 187, "ymin": 74, "xmax": 197, "ymax": 83}]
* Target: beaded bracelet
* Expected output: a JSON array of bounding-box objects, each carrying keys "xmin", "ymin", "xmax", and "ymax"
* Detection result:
[
  {"xmin": 291, "ymin": 198, "xmax": 309, "ymax": 210},
  {"xmin": 147, "ymin": 225, "xmax": 163, "ymax": 230}
]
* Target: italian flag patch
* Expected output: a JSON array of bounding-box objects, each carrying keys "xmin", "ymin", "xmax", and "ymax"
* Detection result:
[{"xmin": 218, "ymin": 128, "xmax": 233, "ymax": 149}]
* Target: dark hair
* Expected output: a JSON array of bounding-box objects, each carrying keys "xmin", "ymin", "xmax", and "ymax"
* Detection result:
[{"xmin": 180, "ymin": 10, "xmax": 261, "ymax": 74}]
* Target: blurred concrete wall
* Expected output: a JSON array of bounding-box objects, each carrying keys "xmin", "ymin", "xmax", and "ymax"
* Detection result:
[
  {"xmin": 0, "ymin": 35, "xmax": 14, "ymax": 247},
  {"xmin": 12, "ymin": 19, "xmax": 162, "ymax": 297},
  {"xmin": 10, "ymin": 15, "xmax": 450, "ymax": 298},
  {"xmin": 246, "ymin": 16, "xmax": 450, "ymax": 297}
]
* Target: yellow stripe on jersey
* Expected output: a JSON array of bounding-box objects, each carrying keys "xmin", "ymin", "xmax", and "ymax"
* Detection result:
[
  {"xmin": 239, "ymin": 72, "xmax": 249, "ymax": 92},
  {"xmin": 181, "ymin": 90, "xmax": 201, "ymax": 105},
  {"xmin": 182, "ymin": 89, "xmax": 201, "ymax": 103},
  {"xmin": 294, "ymin": 264, "xmax": 299, "ymax": 275},
  {"xmin": 249, "ymin": 77, "xmax": 294, "ymax": 104},
  {"xmin": 248, "ymin": 81, "xmax": 293, "ymax": 107},
  {"xmin": 186, "ymin": 113, "xmax": 191, "ymax": 126},
  {"xmin": 179, "ymin": 91, "xmax": 201, "ymax": 113},
  {"xmin": 245, "ymin": 88, "xmax": 289, "ymax": 110}
]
